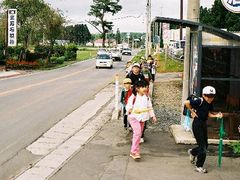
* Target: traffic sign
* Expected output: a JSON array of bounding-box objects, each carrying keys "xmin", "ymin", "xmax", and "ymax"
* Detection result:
[{"xmin": 221, "ymin": 0, "xmax": 240, "ymax": 13}]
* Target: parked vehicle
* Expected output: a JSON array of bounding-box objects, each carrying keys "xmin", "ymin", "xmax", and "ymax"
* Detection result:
[
  {"xmin": 122, "ymin": 48, "xmax": 132, "ymax": 55},
  {"xmin": 110, "ymin": 48, "xmax": 122, "ymax": 61},
  {"xmin": 95, "ymin": 53, "xmax": 113, "ymax": 69},
  {"xmin": 168, "ymin": 40, "xmax": 185, "ymax": 60}
]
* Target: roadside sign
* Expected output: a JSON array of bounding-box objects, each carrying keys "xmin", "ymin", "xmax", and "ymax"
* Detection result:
[
  {"xmin": 162, "ymin": 23, "xmax": 170, "ymax": 44},
  {"xmin": 8, "ymin": 9, "xmax": 17, "ymax": 47},
  {"xmin": 221, "ymin": 0, "xmax": 240, "ymax": 13}
]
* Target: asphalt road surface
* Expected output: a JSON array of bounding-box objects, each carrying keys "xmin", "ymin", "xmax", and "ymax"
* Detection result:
[{"xmin": 0, "ymin": 52, "xmax": 135, "ymax": 179}]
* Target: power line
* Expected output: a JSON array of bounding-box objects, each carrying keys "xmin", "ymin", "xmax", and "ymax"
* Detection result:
[{"xmin": 110, "ymin": 14, "xmax": 143, "ymax": 21}]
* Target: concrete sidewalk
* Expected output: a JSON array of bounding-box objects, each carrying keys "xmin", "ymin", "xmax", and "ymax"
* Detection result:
[{"xmin": 49, "ymin": 109, "xmax": 240, "ymax": 180}]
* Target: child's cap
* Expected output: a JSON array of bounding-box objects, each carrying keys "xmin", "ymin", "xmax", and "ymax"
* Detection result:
[
  {"xmin": 132, "ymin": 63, "xmax": 140, "ymax": 68},
  {"xmin": 123, "ymin": 78, "xmax": 132, "ymax": 84},
  {"xmin": 143, "ymin": 63, "xmax": 148, "ymax": 68},
  {"xmin": 202, "ymin": 86, "xmax": 216, "ymax": 95}
]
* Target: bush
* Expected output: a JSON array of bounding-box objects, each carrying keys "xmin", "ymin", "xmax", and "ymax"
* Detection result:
[
  {"xmin": 56, "ymin": 56, "xmax": 65, "ymax": 64},
  {"xmin": 0, "ymin": 42, "xmax": 6, "ymax": 64},
  {"xmin": 50, "ymin": 56, "xmax": 58, "ymax": 63},
  {"xmin": 34, "ymin": 45, "xmax": 50, "ymax": 58},
  {"xmin": 37, "ymin": 58, "xmax": 46, "ymax": 66},
  {"xmin": 26, "ymin": 51, "xmax": 45, "ymax": 61},
  {"xmin": 50, "ymin": 56, "xmax": 65, "ymax": 64},
  {"xmin": 66, "ymin": 43, "xmax": 78, "ymax": 52},
  {"xmin": 230, "ymin": 141, "xmax": 240, "ymax": 154},
  {"xmin": 64, "ymin": 50, "xmax": 76, "ymax": 60},
  {"xmin": 65, "ymin": 43, "xmax": 78, "ymax": 60},
  {"xmin": 53, "ymin": 45, "xmax": 65, "ymax": 57},
  {"xmin": 6, "ymin": 46, "xmax": 25, "ymax": 60}
]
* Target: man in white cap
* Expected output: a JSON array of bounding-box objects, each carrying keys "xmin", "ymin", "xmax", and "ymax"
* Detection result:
[{"xmin": 184, "ymin": 86, "xmax": 223, "ymax": 173}]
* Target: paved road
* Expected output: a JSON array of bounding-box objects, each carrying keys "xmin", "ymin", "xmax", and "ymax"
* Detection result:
[{"xmin": 0, "ymin": 52, "xmax": 134, "ymax": 179}]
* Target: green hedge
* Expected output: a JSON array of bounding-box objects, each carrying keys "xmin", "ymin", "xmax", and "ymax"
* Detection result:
[
  {"xmin": 65, "ymin": 44, "xmax": 78, "ymax": 60},
  {"xmin": 53, "ymin": 45, "xmax": 65, "ymax": 57},
  {"xmin": 230, "ymin": 142, "xmax": 240, "ymax": 155},
  {"xmin": 0, "ymin": 42, "xmax": 5, "ymax": 64},
  {"xmin": 50, "ymin": 56, "xmax": 65, "ymax": 64}
]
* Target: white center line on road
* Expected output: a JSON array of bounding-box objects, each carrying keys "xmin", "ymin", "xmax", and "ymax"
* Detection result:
[{"xmin": 0, "ymin": 66, "xmax": 93, "ymax": 97}]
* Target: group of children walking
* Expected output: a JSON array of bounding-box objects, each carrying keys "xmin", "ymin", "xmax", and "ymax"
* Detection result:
[
  {"xmin": 120, "ymin": 55, "xmax": 225, "ymax": 174},
  {"xmin": 120, "ymin": 55, "xmax": 157, "ymax": 160}
]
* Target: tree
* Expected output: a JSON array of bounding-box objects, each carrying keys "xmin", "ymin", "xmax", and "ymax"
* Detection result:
[
  {"xmin": 1, "ymin": 0, "xmax": 65, "ymax": 61},
  {"xmin": 115, "ymin": 28, "xmax": 121, "ymax": 44},
  {"xmin": 41, "ymin": 7, "xmax": 65, "ymax": 63},
  {"xmin": 2, "ymin": 0, "xmax": 46, "ymax": 49},
  {"xmin": 88, "ymin": 0, "xmax": 122, "ymax": 47},
  {"xmin": 74, "ymin": 24, "xmax": 91, "ymax": 45},
  {"xmin": 63, "ymin": 24, "xmax": 91, "ymax": 45},
  {"xmin": 200, "ymin": 0, "xmax": 240, "ymax": 31}
]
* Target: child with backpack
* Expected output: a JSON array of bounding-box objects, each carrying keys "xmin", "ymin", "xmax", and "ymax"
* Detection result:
[
  {"xmin": 126, "ymin": 80, "xmax": 157, "ymax": 160},
  {"xmin": 142, "ymin": 63, "xmax": 152, "ymax": 85},
  {"xmin": 184, "ymin": 86, "xmax": 223, "ymax": 173},
  {"xmin": 120, "ymin": 78, "xmax": 133, "ymax": 129}
]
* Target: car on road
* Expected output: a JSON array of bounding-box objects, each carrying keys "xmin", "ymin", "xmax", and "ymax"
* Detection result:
[
  {"xmin": 110, "ymin": 48, "xmax": 122, "ymax": 61},
  {"xmin": 97, "ymin": 48, "xmax": 108, "ymax": 55},
  {"xmin": 122, "ymin": 48, "xmax": 132, "ymax": 55},
  {"xmin": 95, "ymin": 53, "xmax": 113, "ymax": 69}
]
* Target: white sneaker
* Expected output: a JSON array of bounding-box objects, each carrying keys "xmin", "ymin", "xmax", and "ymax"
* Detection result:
[
  {"xmin": 187, "ymin": 149, "xmax": 196, "ymax": 164},
  {"xmin": 140, "ymin": 138, "xmax": 144, "ymax": 143},
  {"xmin": 195, "ymin": 166, "xmax": 208, "ymax": 173}
]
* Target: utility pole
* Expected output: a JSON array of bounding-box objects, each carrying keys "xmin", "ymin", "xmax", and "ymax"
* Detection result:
[
  {"xmin": 180, "ymin": 0, "xmax": 183, "ymax": 40},
  {"xmin": 148, "ymin": 0, "xmax": 152, "ymax": 55},
  {"xmin": 181, "ymin": 0, "xmax": 200, "ymax": 125},
  {"xmin": 145, "ymin": 0, "xmax": 151, "ymax": 58}
]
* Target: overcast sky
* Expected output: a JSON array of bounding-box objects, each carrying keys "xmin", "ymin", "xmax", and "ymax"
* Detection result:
[{"xmin": 46, "ymin": 0, "xmax": 215, "ymax": 33}]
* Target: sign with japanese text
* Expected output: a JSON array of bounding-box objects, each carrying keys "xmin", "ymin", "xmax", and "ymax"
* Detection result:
[
  {"xmin": 221, "ymin": 0, "xmax": 240, "ymax": 13},
  {"xmin": 8, "ymin": 9, "xmax": 17, "ymax": 47},
  {"xmin": 162, "ymin": 23, "xmax": 170, "ymax": 44}
]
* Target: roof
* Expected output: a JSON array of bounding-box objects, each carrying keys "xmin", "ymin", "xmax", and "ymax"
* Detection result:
[{"xmin": 152, "ymin": 17, "xmax": 240, "ymax": 41}]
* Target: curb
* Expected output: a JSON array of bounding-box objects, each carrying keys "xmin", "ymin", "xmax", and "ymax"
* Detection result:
[
  {"xmin": 170, "ymin": 124, "xmax": 239, "ymax": 145},
  {"xmin": 0, "ymin": 71, "xmax": 22, "ymax": 79},
  {"xmin": 13, "ymin": 85, "xmax": 115, "ymax": 180}
]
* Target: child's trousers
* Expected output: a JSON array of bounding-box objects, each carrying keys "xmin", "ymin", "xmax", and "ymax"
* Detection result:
[
  {"xmin": 191, "ymin": 120, "xmax": 208, "ymax": 167},
  {"xmin": 123, "ymin": 107, "xmax": 128, "ymax": 128},
  {"xmin": 128, "ymin": 116, "xmax": 145, "ymax": 154}
]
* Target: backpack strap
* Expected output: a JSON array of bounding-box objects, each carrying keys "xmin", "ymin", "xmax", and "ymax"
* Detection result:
[
  {"xmin": 132, "ymin": 95, "xmax": 136, "ymax": 106},
  {"xmin": 199, "ymin": 97, "xmax": 203, "ymax": 106}
]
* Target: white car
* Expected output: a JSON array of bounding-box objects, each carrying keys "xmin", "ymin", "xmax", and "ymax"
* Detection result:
[
  {"xmin": 122, "ymin": 48, "xmax": 132, "ymax": 55},
  {"xmin": 110, "ymin": 48, "xmax": 122, "ymax": 61},
  {"xmin": 97, "ymin": 48, "xmax": 107, "ymax": 55},
  {"xmin": 95, "ymin": 53, "xmax": 113, "ymax": 69}
]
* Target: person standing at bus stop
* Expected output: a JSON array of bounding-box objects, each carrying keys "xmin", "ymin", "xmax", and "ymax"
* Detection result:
[{"xmin": 184, "ymin": 86, "xmax": 223, "ymax": 173}]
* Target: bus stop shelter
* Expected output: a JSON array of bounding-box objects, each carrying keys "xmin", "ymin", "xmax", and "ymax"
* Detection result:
[{"xmin": 152, "ymin": 17, "xmax": 240, "ymax": 140}]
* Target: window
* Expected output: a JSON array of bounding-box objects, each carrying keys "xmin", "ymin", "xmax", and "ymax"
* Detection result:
[{"xmin": 97, "ymin": 54, "xmax": 110, "ymax": 59}]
